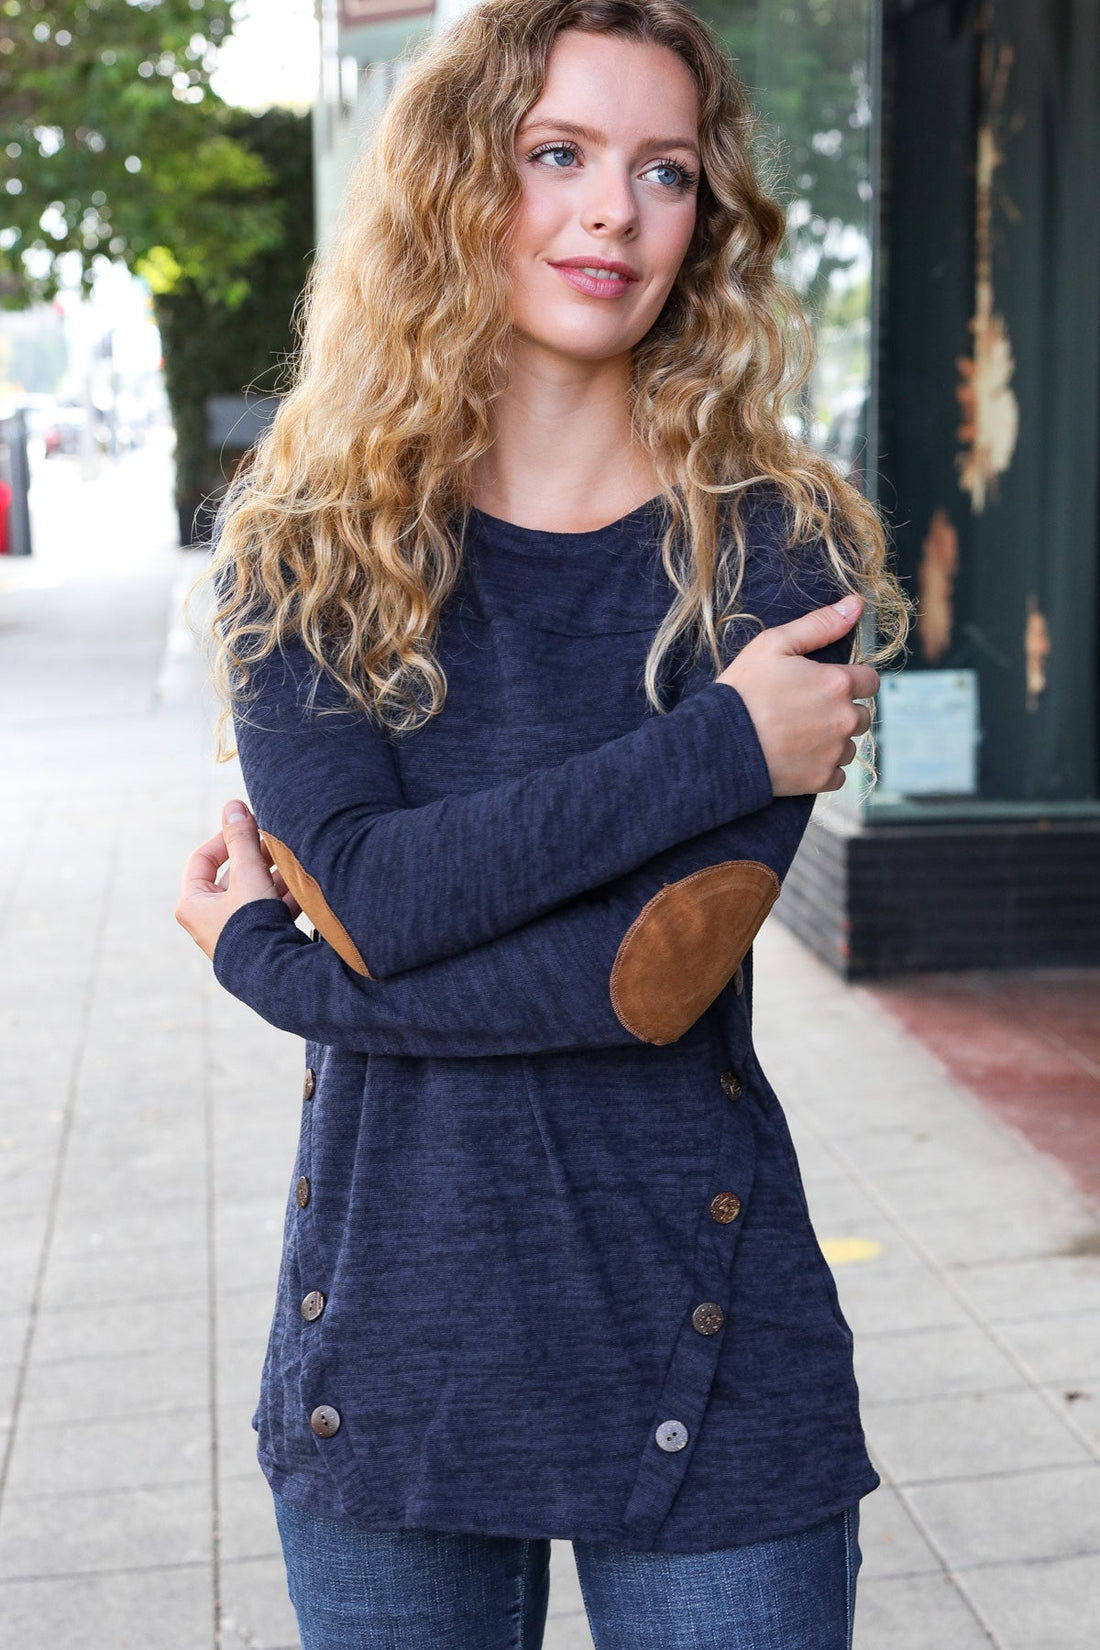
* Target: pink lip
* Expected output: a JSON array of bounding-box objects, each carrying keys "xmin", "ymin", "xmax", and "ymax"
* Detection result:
[
  {"xmin": 550, "ymin": 256, "xmax": 640, "ymax": 278},
  {"xmin": 548, "ymin": 257, "xmax": 640, "ymax": 299}
]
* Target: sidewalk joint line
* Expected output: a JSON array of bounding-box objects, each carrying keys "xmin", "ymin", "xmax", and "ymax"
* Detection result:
[
  {"xmin": 803, "ymin": 1124, "xmax": 1100, "ymax": 1469},
  {"xmin": 0, "ymin": 820, "xmax": 120, "ymax": 1522}
]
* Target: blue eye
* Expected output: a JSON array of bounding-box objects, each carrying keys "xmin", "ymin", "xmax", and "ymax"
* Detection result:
[
  {"xmin": 530, "ymin": 142, "xmax": 580, "ymax": 169},
  {"xmin": 642, "ymin": 158, "xmax": 697, "ymax": 192}
]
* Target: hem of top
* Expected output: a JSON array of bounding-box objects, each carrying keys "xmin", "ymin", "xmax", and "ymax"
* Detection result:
[{"xmin": 256, "ymin": 1450, "xmax": 881, "ymax": 1555}]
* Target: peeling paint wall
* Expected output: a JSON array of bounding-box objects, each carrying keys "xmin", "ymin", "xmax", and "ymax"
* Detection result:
[
  {"xmin": 881, "ymin": 0, "xmax": 1099, "ymax": 804},
  {"xmin": 1024, "ymin": 596, "xmax": 1050, "ymax": 713},
  {"xmin": 955, "ymin": 11, "xmax": 1020, "ymax": 513},
  {"xmin": 917, "ymin": 508, "xmax": 959, "ymax": 663}
]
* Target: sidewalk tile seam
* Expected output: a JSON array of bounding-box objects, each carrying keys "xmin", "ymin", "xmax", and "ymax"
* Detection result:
[
  {"xmin": 220, "ymin": 1552, "xmax": 294, "ymax": 1572},
  {"xmin": 860, "ymin": 1382, "xmax": 1028, "ymax": 1409},
  {"xmin": 858, "ymin": 981, "xmax": 1100, "ymax": 1208},
  {"xmin": 855, "ymin": 1307, "xmax": 1100, "ymax": 1338},
  {"xmin": 788, "ymin": 1120, "xmax": 1100, "ymax": 1467},
  {"xmin": 856, "ymin": 1564, "xmax": 952, "ymax": 1583},
  {"xmin": 890, "ymin": 1460, "xmax": 1100, "ymax": 1488},
  {"xmin": 1, "ymin": 1475, "xmax": 206, "ymax": 1506},
  {"xmin": 948, "ymin": 1546, "xmax": 1100, "ymax": 1574},
  {"xmin": 854, "ymin": 1566, "xmax": 1000, "ymax": 1644},
  {"xmin": 35, "ymin": 1289, "xmax": 208, "ymax": 1318},
  {"xmin": 14, "ymin": 1402, "xmax": 210, "ymax": 1431},
  {"xmin": 0, "ymin": 1557, "xmax": 209, "ymax": 1586},
  {"xmin": 15, "ymin": 1343, "xmax": 210, "ymax": 1370},
  {"xmin": 0, "ymin": 833, "xmax": 118, "ymax": 1528}
]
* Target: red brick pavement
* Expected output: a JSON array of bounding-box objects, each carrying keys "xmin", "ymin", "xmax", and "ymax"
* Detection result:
[{"xmin": 865, "ymin": 971, "xmax": 1100, "ymax": 1203}]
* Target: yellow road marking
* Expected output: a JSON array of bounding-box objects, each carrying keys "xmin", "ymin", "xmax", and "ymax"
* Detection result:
[{"xmin": 820, "ymin": 1236, "xmax": 884, "ymax": 1266}]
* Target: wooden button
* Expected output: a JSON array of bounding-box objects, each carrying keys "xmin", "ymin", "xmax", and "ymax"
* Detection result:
[
  {"xmin": 719, "ymin": 1069, "xmax": 742, "ymax": 1102},
  {"xmin": 302, "ymin": 1068, "xmax": 316, "ymax": 1101},
  {"xmin": 295, "ymin": 1176, "xmax": 311, "ymax": 1209},
  {"xmin": 710, "ymin": 1192, "xmax": 742, "ymax": 1224},
  {"xmin": 310, "ymin": 1404, "xmax": 341, "ymax": 1437},
  {"xmin": 301, "ymin": 1290, "xmax": 326, "ymax": 1322},
  {"xmin": 691, "ymin": 1302, "xmax": 725, "ymax": 1336}
]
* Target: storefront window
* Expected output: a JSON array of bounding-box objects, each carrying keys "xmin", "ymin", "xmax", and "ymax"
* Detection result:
[{"xmin": 695, "ymin": 0, "xmax": 876, "ymax": 488}]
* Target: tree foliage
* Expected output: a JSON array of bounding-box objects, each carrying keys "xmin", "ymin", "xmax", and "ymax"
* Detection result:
[
  {"xmin": 155, "ymin": 105, "xmax": 313, "ymax": 515},
  {"xmin": 0, "ymin": 0, "xmax": 284, "ymax": 306},
  {"xmin": 694, "ymin": 0, "xmax": 875, "ymax": 320}
]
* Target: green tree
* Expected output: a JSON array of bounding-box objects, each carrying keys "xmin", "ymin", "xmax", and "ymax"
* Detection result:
[
  {"xmin": 694, "ymin": 0, "xmax": 875, "ymax": 319},
  {"xmin": 0, "ymin": 1, "xmax": 315, "ymax": 538},
  {"xmin": 0, "ymin": 0, "xmax": 282, "ymax": 306},
  {"xmin": 154, "ymin": 105, "xmax": 313, "ymax": 538}
]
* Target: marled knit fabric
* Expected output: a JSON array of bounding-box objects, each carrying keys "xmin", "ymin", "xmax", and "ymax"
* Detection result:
[{"xmin": 213, "ymin": 486, "xmax": 879, "ymax": 1552}]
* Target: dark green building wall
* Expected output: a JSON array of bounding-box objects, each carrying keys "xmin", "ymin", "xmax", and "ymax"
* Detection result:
[
  {"xmin": 707, "ymin": 0, "xmax": 1100, "ymax": 970},
  {"xmin": 882, "ymin": 0, "xmax": 1100, "ymax": 807}
]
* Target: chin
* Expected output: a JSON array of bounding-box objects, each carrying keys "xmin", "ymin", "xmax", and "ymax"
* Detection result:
[{"xmin": 518, "ymin": 312, "xmax": 654, "ymax": 363}]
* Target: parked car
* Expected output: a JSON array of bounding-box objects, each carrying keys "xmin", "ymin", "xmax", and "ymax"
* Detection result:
[{"xmin": 42, "ymin": 405, "xmax": 89, "ymax": 456}]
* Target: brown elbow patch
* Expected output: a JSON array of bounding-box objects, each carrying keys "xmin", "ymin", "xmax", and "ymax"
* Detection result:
[
  {"xmin": 260, "ymin": 832, "xmax": 371, "ymax": 978},
  {"xmin": 610, "ymin": 860, "xmax": 780, "ymax": 1045}
]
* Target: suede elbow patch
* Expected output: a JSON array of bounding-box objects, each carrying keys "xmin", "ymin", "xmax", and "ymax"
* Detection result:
[
  {"xmin": 610, "ymin": 860, "xmax": 780, "ymax": 1045},
  {"xmin": 260, "ymin": 832, "xmax": 372, "ymax": 978}
]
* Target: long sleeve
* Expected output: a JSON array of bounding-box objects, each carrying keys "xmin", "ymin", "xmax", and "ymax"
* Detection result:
[
  {"xmin": 236, "ymin": 651, "xmax": 772, "ymax": 979},
  {"xmin": 214, "ymin": 495, "xmax": 859, "ymax": 1052},
  {"xmin": 214, "ymin": 563, "xmax": 856, "ymax": 1057},
  {"xmin": 212, "ymin": 788, "xmax": 813, "ymax": 1056}
]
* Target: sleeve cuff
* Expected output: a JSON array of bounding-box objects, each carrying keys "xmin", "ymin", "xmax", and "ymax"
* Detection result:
[
  {"xmin": 212, "ymin": 898, "xmax": 306, "ymax": 998},
  {"xmin": 695, "ymin": 679, "xmax": 774, "ymax": 817}
]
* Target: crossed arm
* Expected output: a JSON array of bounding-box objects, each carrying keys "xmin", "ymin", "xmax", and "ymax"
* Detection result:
[
  {"xmin": 208, "ymin": 791, "xmax": 813, "ymax": 1056},
  {"xmin": 180, "ymin": 571, "xmax": 870, "ymax": 1057}
]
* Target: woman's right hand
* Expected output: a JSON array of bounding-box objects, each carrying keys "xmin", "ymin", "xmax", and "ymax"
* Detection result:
[
  {"xmin": 176, "ymin": 800, "xmax": 300, "ymax": 962},
  {"xmin": 717, "ymin": 595, "xmax": 878, "ymax": 796}
]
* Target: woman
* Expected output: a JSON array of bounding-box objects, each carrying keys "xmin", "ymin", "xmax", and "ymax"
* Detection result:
[{"xmin": 177, "ymin": 1, "xmax": 907, "ymax": 1644}]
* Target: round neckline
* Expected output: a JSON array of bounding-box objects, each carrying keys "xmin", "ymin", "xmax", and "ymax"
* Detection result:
[{"xmin": 466, "ymin": 493, "xmax": 667, "ymax": 557}]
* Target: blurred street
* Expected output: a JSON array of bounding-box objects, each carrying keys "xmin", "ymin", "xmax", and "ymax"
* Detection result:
[{"xmin": 0, "ymin": 444, "xmax": 1098, "ymax": 1649}]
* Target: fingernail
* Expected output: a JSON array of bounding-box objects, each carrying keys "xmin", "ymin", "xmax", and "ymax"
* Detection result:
[
  {"xmin": 225, "ymin": 802, "xmax": 248, "ymax": 822},
  {"xmin": 834, "ymin": 596, "xmax": 860, "ymax": 619}
]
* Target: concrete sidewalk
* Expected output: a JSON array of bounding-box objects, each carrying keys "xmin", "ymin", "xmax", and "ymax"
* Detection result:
[{"xmin": 0, "ymin": 444, "xmax": 1096, "ymax": 1648}]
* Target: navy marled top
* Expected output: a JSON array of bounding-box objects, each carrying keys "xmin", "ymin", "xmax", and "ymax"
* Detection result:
[{"xmin": 212, "ymin": 487, "xmax": 879, "ymax": 1552}]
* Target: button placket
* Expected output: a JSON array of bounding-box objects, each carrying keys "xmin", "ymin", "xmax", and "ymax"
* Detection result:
[
  {"xmin": 291, "ymin": 1052, "xmax": 332, "ymax": 1433},
  {"xmin": 621, "ymin": 1099, "xmax": 757, "ymax": 1544}
]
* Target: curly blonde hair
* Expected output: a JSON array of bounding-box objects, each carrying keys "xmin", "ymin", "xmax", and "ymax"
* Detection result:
[{"xmin": 201, "ymin": 0, "xmax": 908, "ymax": 748}]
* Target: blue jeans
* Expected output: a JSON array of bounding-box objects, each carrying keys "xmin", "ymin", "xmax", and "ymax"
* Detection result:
[{"xmin": 272, "ymin": 1490, "xmax": 861, "ymax": 1650}]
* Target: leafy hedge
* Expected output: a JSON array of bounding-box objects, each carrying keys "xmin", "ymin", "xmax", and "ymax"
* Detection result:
[{"xmin": 154, "ymin": 107, "xmax": 314, "ymax": 543}]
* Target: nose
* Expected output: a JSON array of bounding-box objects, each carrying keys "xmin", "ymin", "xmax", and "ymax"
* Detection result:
[{"xmin": 580, "ymin": 160, "xmax": 639, "ymax": 240}]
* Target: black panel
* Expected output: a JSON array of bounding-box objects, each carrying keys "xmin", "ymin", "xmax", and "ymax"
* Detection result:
[{"xmin": 779, "ymin": 811, "xmax": 1100, "ymax": 975}]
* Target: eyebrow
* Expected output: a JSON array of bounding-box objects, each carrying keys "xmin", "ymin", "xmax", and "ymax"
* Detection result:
[{"xmin": 518, "ymin": 117, "xmax": 700, "ymax": 157}]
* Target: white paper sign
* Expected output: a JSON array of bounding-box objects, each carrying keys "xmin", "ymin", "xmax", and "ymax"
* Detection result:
[{"xmin": 878, "ymin": 670, "xmax": 979, "ymax": 796}]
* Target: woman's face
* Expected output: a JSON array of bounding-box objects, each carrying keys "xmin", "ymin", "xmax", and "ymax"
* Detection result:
[{"xmin": 506, "ymin": 30, "xmax": 701, "ymax": 368}]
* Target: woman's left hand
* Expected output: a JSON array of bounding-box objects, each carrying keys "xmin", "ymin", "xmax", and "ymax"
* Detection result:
[{"xmin": 176, "ymin": 799, "xmax": 302, "ymax": 960}]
